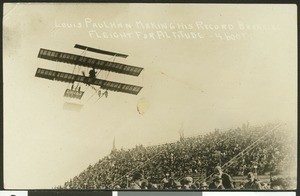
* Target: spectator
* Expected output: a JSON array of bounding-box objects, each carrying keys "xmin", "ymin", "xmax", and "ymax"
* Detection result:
[
  {"xmin": 209, "ymin": 175, "xmax": 225, "ymax": 190},
  {"xmin": 213, "ymin": 166, "xmax": 234, "ymax": 189},
  {"xmin": 182, "ymin": 177, "xmax": 193, "ymax": 189},
  {"xmin": 129, "ymin": 172, "xmax": 143, "ymax": 189},
  {"xmin": 244, "ymin": 172, "xmax": 261, "ymax": 190}
]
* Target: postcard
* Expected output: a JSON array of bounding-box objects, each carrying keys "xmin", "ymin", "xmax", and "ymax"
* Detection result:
[{"xmin": 3, "ymin": 3, "xmax": 297, "ymax": 190}]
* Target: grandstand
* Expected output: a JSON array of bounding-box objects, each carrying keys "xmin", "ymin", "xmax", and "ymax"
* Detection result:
[{"xmin": 59, "ymin": 123, "xmax": 296, "ymax": 190}]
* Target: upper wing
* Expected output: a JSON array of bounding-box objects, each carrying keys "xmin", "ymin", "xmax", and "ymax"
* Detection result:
[
  {"xmin": 74, "ymin": 44, "xmax": 128, "ymax": 58},
  {"xmin": 35, "ymin": 68, "xmax": 143, "ymax": 95},
  {"xmin": 37, "ymin": 48, "xmax": 143, "ymax": 76}
]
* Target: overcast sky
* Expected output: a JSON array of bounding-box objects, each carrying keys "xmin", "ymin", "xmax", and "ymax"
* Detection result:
[{"xmin": 3, "ymin": 3, "xmax": 297, "ymax": 189}]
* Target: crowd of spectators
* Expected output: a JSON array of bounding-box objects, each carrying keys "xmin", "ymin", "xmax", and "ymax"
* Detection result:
[{"xmin": 58, "ymin": 123, "xmax": 296, "ymax": 190}]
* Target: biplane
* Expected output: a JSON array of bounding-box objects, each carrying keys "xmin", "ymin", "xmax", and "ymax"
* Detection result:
[{"xmin": 35, "ymin": 44, "xmax": 143, "ymax": 100}]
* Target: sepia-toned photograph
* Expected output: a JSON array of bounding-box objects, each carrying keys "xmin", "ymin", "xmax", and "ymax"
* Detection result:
[{"xmin": 3, "ymin": 3, "xmax": 297, "ymax": 190}]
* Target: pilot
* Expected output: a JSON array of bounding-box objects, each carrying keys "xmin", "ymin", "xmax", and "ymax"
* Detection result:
[{"xmin": 89, "ymin": 68, "xmax": 96, "ymax": 79}]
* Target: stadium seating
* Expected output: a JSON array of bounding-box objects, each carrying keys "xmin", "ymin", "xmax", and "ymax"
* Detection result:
[{"xmin": 59, "ymin": 123, "xmax": 296, "ymax": 190}]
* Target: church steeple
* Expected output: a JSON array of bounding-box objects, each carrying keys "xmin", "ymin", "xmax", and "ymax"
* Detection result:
[
  {"xmin": 179, "ymin": 123, "xmax": 185, "ymax": 142},
  {"xmin": 111, "ymin": 136, "xmax": 117, "ymax": 153}
]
